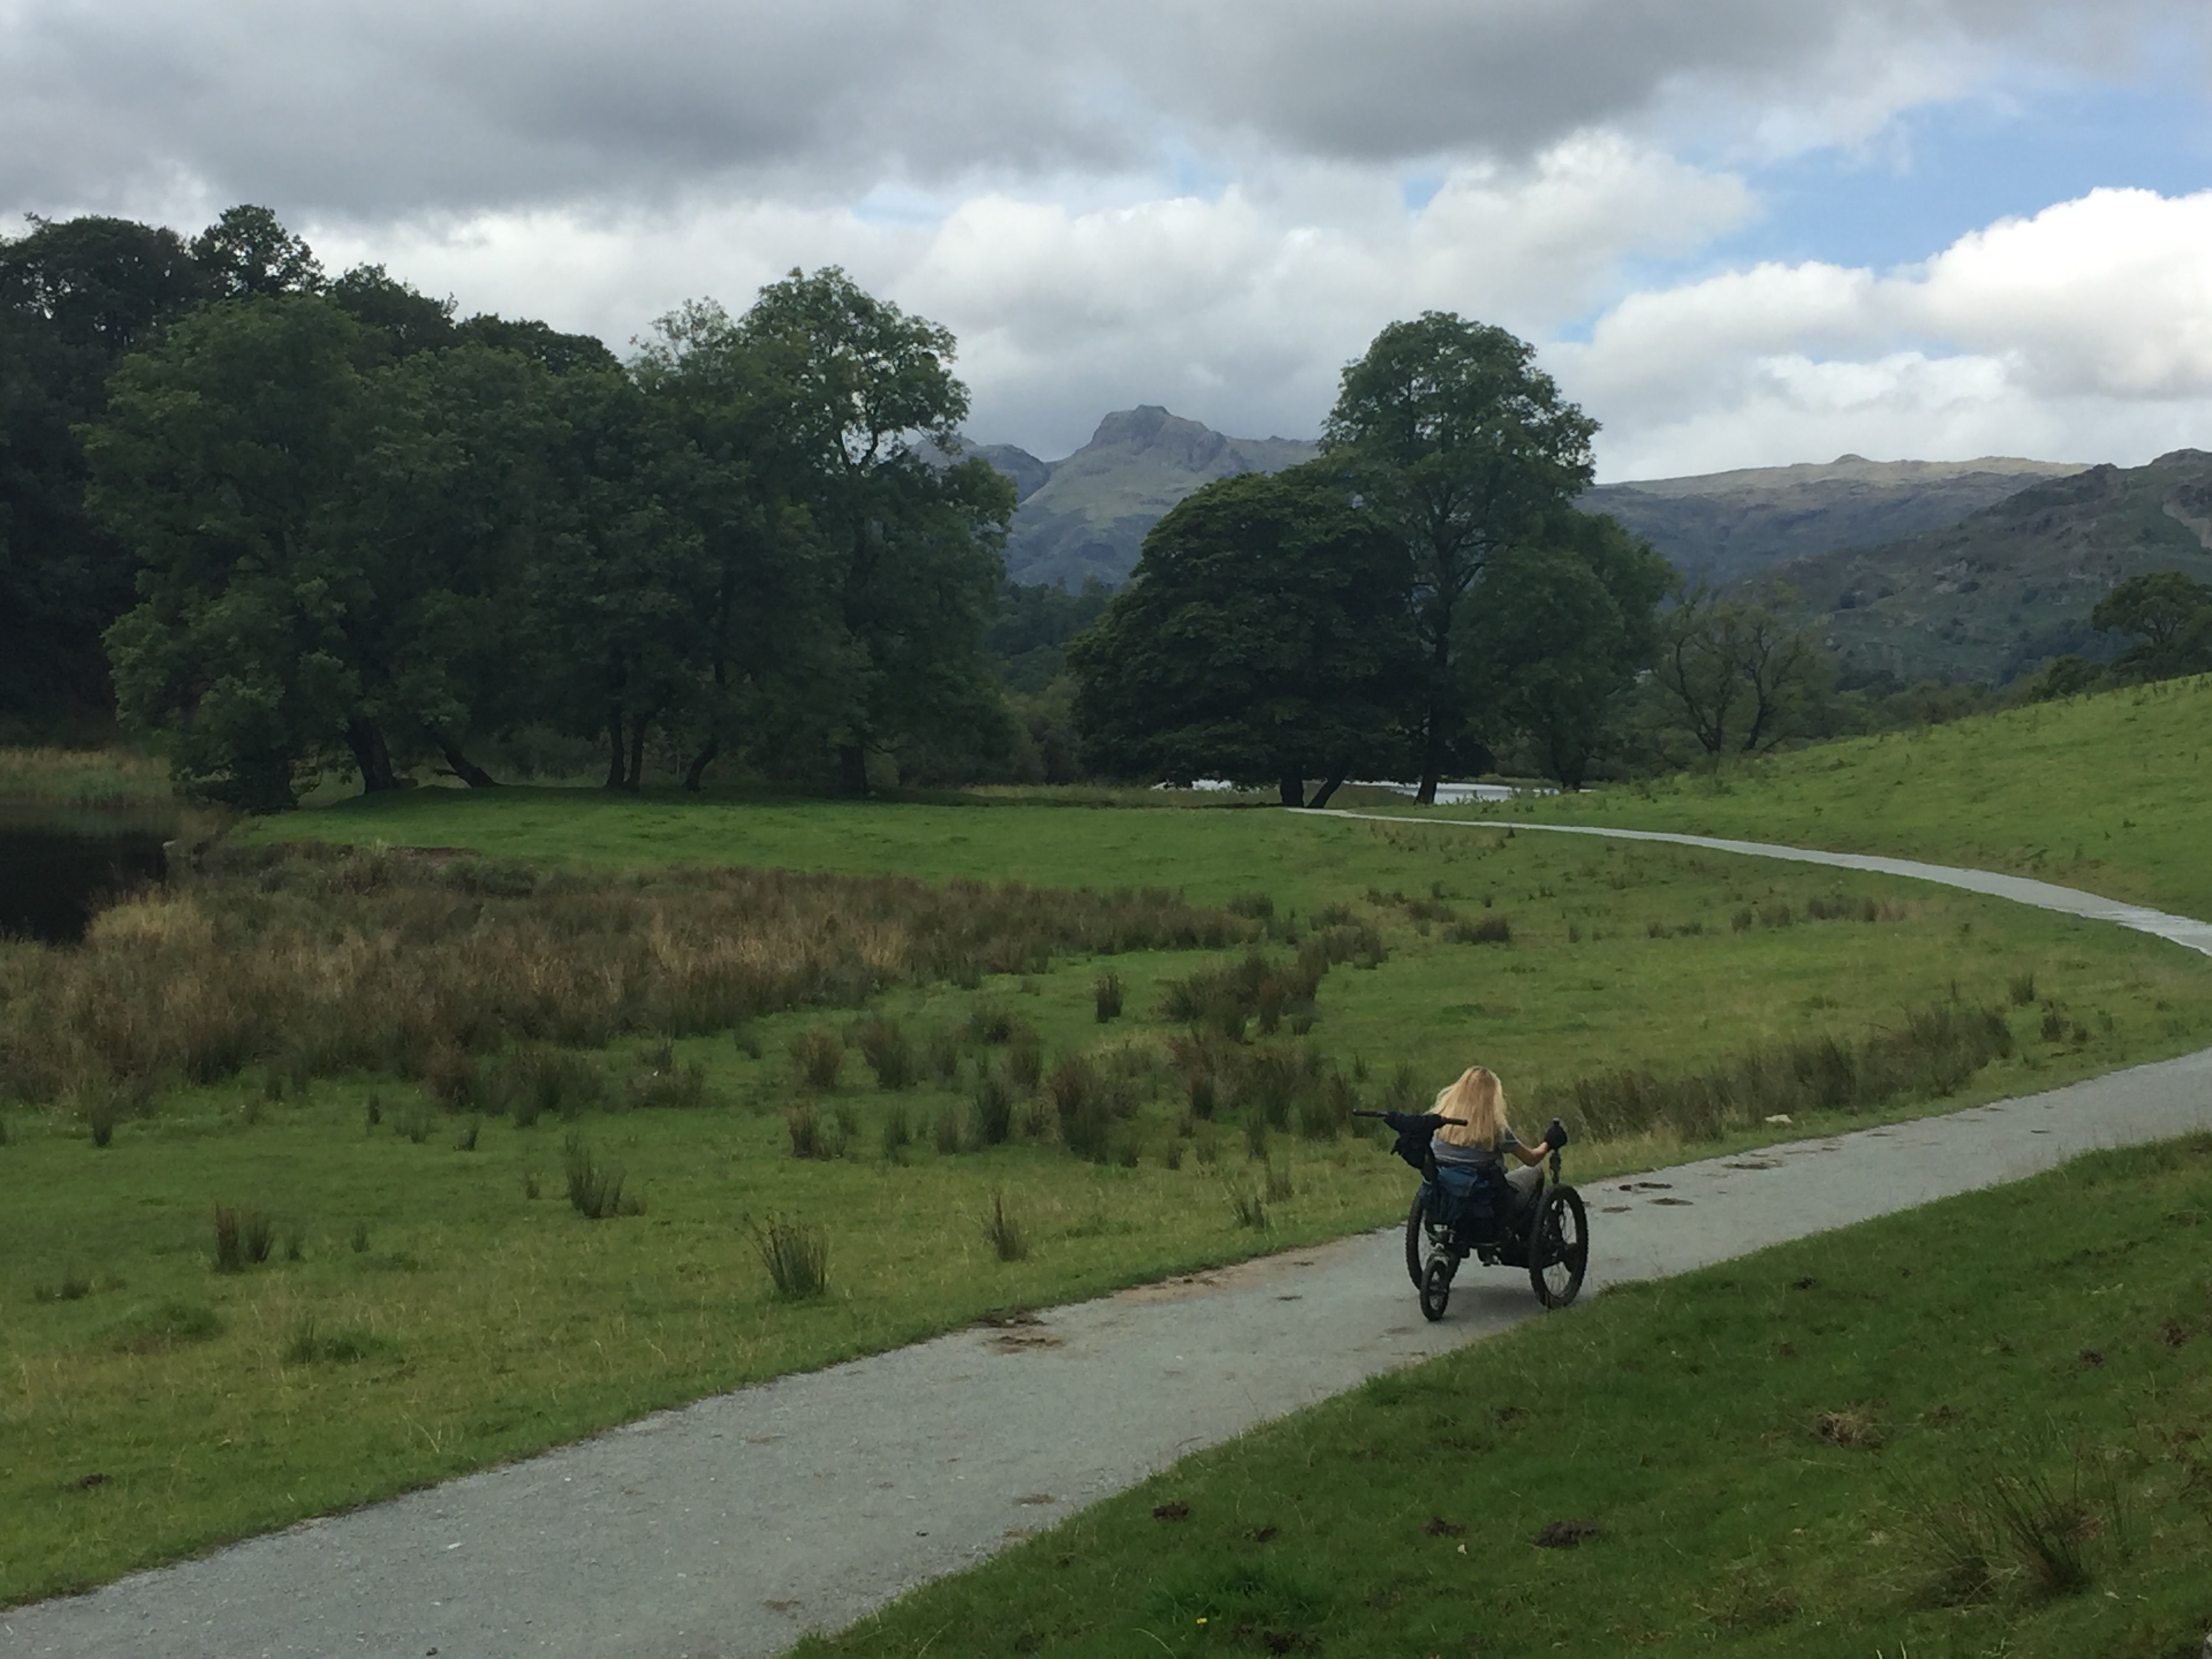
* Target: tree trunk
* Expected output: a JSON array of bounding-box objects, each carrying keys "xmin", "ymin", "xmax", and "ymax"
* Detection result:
[
  {"xmin": 604, "ymin": 708, "xmax": 626, "ymax": 791},
  {"xmin": 624, "ymin": 711, "xmax": 649, "ymax": 792},
  {"xmin": 838, "ymin": 743, "xmax": 869, "ymax": 797},
  {"xmin": 346, "ymin": 718, "xmax": 398, "ymax": 793},
  {"xmin": 682, "ymin": 737, "xmax": 720, "ymax": 794},
  {"xmin": 1277, "ymin": 770, "xmax": 1306, "ymax": 808},
  {"xmin": 1308, "ymin": 769, "xmax": 1349, "ymax": 809},
  {"xmin": 1416, "ymin": 705, "xmax": 1446, "ymax": 804},
  {"xmin": 436, "ymin": 737, "xmax": 498, "ymax": 789}
]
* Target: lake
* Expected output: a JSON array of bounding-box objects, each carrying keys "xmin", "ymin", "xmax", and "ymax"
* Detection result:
[{"xmin": 0, "ymin": 806, "xmax": 180, "ymax": 944}]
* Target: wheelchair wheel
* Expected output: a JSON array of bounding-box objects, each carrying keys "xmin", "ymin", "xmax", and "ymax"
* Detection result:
[
  {"xmin": 1404, "ymin": 1189, "xmax": 1432, "ymax": 1287},
  {"xmin": 1528, "ymin": 1185, "xmax": 1589, "ymax": 1309},
  {"xmin": 1420, "ymin": 1254, "xmax": 1453, "ymax": 1322}
]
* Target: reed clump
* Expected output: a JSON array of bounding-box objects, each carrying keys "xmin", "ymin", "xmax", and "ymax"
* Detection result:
[
  {"xmin": 1541, "ymin": 998, "xmax": 2016, "ymax": 1143},
  {"xmin": 0, "ymin": 845, "xmax": 1247, "ymax": 1106}
]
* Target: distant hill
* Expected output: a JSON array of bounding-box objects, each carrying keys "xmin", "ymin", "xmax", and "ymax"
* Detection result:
[
  {"xmin": 1584, "ymin": 455, "xmax": 2086, "ymax": 585},
  {"xmin": 966, "ymin": 407, "xmax": 1319, "ymax": 588},
  {"xmin": 1774, "ymin": 449, "xmax": 2212, "ymax": 684}
]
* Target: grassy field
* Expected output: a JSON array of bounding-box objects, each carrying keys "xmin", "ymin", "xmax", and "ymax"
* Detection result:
[
  {"xmin": 798, "ymin": 1133, "xmax": 2212, "ymax": 1659},
  {"xmin": 8, "ymin": 794, "xmax": 2212, "ymax": 1605},
  {"xmin": 1448, "ymin": 674, "xmax": 2212, "ymax": 922}
]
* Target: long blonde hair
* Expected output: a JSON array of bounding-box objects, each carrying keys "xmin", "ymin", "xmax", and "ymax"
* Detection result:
[{"xmin": 1433, "ymin": 1065, "xmax": 1508, "ymax": 1149}]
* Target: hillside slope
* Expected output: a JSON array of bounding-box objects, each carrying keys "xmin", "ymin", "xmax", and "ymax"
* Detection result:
[
  {"xmin": 1585, "ymin": 453, "xmax": 2082, "ymax": 585},
  {"xmin": 1778, "ymin": 449, "xmax": 2212, "ymax": 684},
  {"xmin": 1489, "ymin": 674, "xmax": 2212, "ymax": 921}
]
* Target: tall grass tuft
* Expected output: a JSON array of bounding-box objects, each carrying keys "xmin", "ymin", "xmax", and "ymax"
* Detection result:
[
  {"xmin": 751, "ymin": 1216, "xmax": 829, "ymax": 1299},
  {"xmin": 983, "ymin": 1191, "xmax": 1029, "ymax": 1261},
  {"xmin": 973, "ymin": 1071, "xmax": 1015, "ymax": 1146},
  {"xmin": 562, "ymin": 1131, "xmax": 629, "ymax": 1218},
  {"xmin": 852, "ymin": 1017, "xmax": 916, "ymax": 1090},
  {"xmin": 789, "ymin": 1027, "xmax": 844, "ymax": 1092},
  {"xmin": 1093, "ymin": 972, "xmax": 1125, "ymax": 1023},
  {"xmin": 489, "ymin": 1045, "xmax": 606, "ymax": 1125},
  {"xmin": 211, "ymin": 1204, "xmax": 274, "ymax": 1271},
  {"xmin": 785, "ymin": 1103, "xmax": 846, "ymax": 1160}
]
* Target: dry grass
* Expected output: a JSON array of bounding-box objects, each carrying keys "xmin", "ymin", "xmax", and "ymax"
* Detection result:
[
  {"xmin": 0, "ymin": 745, "xmax": 177, "ymax": 807},
  {"xmin": 0, "ymin": 844, "xmax": 1248, "ymax": 1106}
]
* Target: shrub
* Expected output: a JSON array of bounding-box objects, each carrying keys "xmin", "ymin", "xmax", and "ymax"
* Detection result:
[
  {"xmin": 924, "ymin": 1023, "xmax": 963, "ymax": 1083},
  {"xmin": 2009, "ymin": 971, "xmax": 2038, "ymax": 1007},
  {"xmin": 752, "ymin": 1216, "xmax": 829, "ymax": 1299},
  {"xmin": 973, "ymin": 1072, "xmax": 1015, "ymax": 1146},
  {"xmin": 935, "ymin": 1107, "xmax": 968, "ymax": 1155},
  {"xmin": 1227, "ymin": 1182, "xmax": 1269, "ymax": 1230},
  {"xmin": 789, "ymin": 1027, "xmax": 843, "ymax": 1092},
  {"xmin": 1002, "ymin": 1040, "xmax": 1044, "ymax": 1096},
  {"xmin": 852, "ymin": 1017, "xmax": 916, "ymax": 1090},
  {"xmin": 79, "ymin": 1086, "xmax": 124, "ymax": 1148},
  {"xmin": 491, "ymin": 1046, "xmax": 606, "ymax": 1125},
  {"xmin": 785, "ymin": 1103, "xmax": 846, "ymax": 1160},
  {"xmin": 983, "ymin": 1191, "xmax": 1029, "ymax": 1261},
  {"xmin": 562, "ymin": 1131, "xmax": 629, "ymax": 1218},
  {"xmin": 880, "ymin": 1103, "xmax": 912, "ymax": 1156},
  {"xmin": 1227, "ymin": 891, "xmax": 1275, "ymax": 921},
  {"xmin": 211, "ymin": 1204, "xmax": 274, "ymax": 1272},
  {"xmin": 1094, "ymin": 972, "xmax": 1125, "ymax": 1023},
  {"xmin": 1048, "ymin": 1054, "xmax": 1113, "ymax": 1162},
  {"xmin": 422, "ymin": 1042, "xmax": 478, "ymax": 1111}
]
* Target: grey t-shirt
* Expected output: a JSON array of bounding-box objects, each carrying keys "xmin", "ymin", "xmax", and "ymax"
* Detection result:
[{"xmin": 1432, "ymin": 1126, "xmax": 1518, "ymax": 1170}]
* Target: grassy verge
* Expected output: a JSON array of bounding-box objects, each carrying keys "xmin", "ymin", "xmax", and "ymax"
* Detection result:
[
  {"xmin": 1412, "ymin": 674, "xmax": 2212, "ymax": 922},
  {"xmin": 8, "ymin": 801, "xmax": 2211, "ymax": 1605},
  {"xmin": 798, "ymin": 1134, "xmax": 2212, "ymax": 1659},
  {"xmin": 0, "ymin": 746, "xmax": 177, "ymax": 809}
]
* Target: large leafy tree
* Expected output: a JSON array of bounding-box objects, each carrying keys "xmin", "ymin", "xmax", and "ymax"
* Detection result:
[
  {"xmin": 190, "ymin": 205, "xmax": 324, "ymax": 300},
  {"xmin": 2092, "ymin": 570, "xmax": 2212, "ymax": 682},
  {"xmin": 1647, "ymin": 582, "xmax": 1832, "ymax": 762},
  {"xmin": 1322, "ymin": 312, "xmax": 1597, "ymax": 801},
  {"xmin": 0, "ymin": 214, "xmax": 207, "ymax": 729},
  {"xmin": 1071, "ymin": 462, "xmax": 1416, "ymax": 806},
  {"xmin": 737, "ymin": 268, "xmax": 1013, "ymax": 792},
  {"xmin": 87, "ymin": 296, "xmax": 380, "ymax": 808},
  {"xmin": 1468, "ymin": 512, "xmax": 1671, "ymax": 790}
]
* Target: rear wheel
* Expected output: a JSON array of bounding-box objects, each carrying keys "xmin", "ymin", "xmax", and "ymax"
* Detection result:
[
  {"xmin": 1528, "ymin": 1185, "xmax": 1589, "ymax": 1309},
  {"xmin": 1420, "ymin": 1254, "xmax": 1453, "ymax": 1322},
  {"xmin": 1404, "ymin": 1189, "xmax": 1432, "ymax": 1286}
]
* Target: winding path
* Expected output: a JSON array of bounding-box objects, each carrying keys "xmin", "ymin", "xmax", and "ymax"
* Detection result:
[{"xmin": 7, "ymin": 826, "xmax": 2211, "ymax": 1659}]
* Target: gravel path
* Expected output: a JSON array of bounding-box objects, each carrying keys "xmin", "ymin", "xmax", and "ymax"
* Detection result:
[{"xmin": 9, "ymin": 830, "xmax": 2211, "ymax": 1659}]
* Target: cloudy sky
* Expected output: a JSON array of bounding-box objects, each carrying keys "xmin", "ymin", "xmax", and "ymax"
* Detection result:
[{"xmin": 6, "ymin": 1, "xmax": 2211, "ymax": 478}]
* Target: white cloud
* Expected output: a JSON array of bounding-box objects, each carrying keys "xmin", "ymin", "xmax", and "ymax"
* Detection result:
[{"xmin": 1566, "ymin": 186, "xmax": 2212, "ymax": 477}]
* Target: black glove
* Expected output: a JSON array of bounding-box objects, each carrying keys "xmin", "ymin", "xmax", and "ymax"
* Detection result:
[{"xmin": 1545, "ymin": 1118, "xmax": 1570, "ymax": 1151}]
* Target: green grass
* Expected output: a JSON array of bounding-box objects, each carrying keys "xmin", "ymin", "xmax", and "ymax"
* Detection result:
[
  {"xmin": 9, "ymin": 792, "xmax": 2211, "ymax": 1604},
  {"xmin": 796, "ymin": 1134, "xmax": 2212, "ymax": 1659},
  {"xmin": 1443, "ymin": 674, "xmax": 2212, "ymax": 922},
  {"xmin": 0, "ymin": 745, "xmax": 183, "ymax": 811}
]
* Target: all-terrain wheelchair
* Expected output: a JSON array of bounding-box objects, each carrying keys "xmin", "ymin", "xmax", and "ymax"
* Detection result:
[{"xmin": 1359, "ymin": 1111, "xmax": 1590, "ymax": 1319}]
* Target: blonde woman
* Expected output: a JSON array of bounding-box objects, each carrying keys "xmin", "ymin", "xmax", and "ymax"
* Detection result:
[{"xmin": 1430, "ymin": 1065, "xmax": 1565, "ymax": 1228}]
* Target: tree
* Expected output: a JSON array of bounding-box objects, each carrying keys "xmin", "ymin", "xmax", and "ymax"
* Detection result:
[
  {"xmin": 1469, "ymin": 512, "xmax": 1670, "ymax": 790},
  {"xmin": 2092, "ymin": 570, "xmax": 2212, "ymax": 682},
  {"xmin": 736, "ymin": 268, "xmax": 1013, "ymax": 792},
  {"xmin": 1648, "ymin": 583, "xmax": 1832, "ymax": 761},
  {"xmin": 190, "ymin": 205, "xmax": 323, "ymax": 300},
  {"xmin": 1071, "ymin": 462, "xmax": 1416, "ymax": 805},
  {"xmin": 1322, "ymin": 313, "xmax": 1597, "ymax": 801},
  {"xmin": 328, "ymin": 264, "xmax": 457, "ymax": 357},
  {"xmin": 88, "ymin": 297, "xmax": 377, "ymax": 807},
  {"xmin": 0, "ymin": 215, "xmax": 208, "ymax": 730}
]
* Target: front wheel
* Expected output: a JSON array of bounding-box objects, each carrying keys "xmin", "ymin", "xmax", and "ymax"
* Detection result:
[
  {"xmin": 1528, "ymin": 1185, "xmax": 1589, "ymax": 1309},
  {"xmin": 1420, "ymin": 1254, "xmax": 1454, "ymax": 1322}
]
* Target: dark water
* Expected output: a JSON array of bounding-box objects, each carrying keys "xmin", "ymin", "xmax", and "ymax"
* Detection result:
[{"xmin": 0, "ymin": 809, "xmax": 177, "ymax": 944}]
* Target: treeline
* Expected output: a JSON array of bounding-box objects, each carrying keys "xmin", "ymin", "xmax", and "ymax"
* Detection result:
[{"xmin": 5, "ymin": 207, "xmax": 1015, "ymax": 806}]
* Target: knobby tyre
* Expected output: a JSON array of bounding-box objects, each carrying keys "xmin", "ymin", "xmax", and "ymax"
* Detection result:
[{"xmin": 1528, "ymin": 1185, "xmax": 1589, "ymax": 1309}]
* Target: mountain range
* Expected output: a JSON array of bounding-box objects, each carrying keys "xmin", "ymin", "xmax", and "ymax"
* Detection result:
[{"xmin": 968, "ymin": 407, "xmax": 2212, "ymax": 685}]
